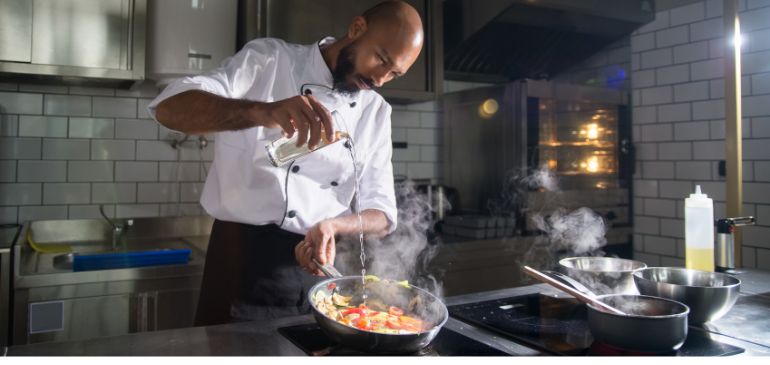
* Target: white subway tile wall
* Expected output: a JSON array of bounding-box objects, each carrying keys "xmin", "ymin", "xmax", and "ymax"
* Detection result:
[
  {"xmin": 1, "ymin": 81, "xmax": 442, "ymax": 223},
  {"xmin": 390, "ymin": 100, "xmax": 443, "ymax": 181},
  {"xmin": 631, "ymin": 0, "xmax": 770, "ymax": 268},
  {"xmin": 0, "ymin": 85, "xmax": 215, "ymax": 224}
]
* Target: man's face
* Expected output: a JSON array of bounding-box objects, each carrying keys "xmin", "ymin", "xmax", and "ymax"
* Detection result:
[
  {"xmin": 332, "ymin": 24, "xmax": 423, "ymax": 96},
  {"xmin": 332, "ymin": 42, "xmax": 369, "ymax": 96}
]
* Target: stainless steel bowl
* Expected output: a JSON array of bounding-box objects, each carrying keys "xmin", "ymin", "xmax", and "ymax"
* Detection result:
[
  {"xmin": 633, "ymin": 267, "xmax": 741, "ymax": 324},
  {"xmin": 559, "ymin": 257, "xmax": 647, "ymax": 295}
]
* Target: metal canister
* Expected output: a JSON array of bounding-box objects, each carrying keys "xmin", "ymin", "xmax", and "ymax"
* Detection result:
[{"xmin": 715, "ymin": 216, "xmax": 755, "ymax": 272}]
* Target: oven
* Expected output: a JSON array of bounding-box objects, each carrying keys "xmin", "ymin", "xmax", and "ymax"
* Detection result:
[{"xmin": 441, "ymin": 79, "xmax": 634, "ymax": 257}]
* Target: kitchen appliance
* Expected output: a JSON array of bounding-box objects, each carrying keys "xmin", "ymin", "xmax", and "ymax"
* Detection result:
[
  {"xmin": 559, "ymin": 257, "xmax": 646, "ymax": 295},
  {"xmin": 715, "ymin": 216, "xmax": 756, "ymax": 272},
  {"xmin": 443, "ymin": 0, "xmax": 654, "ymax": 82},
  {"xmin": 442, "ymin": 80, "xmax": 633, "ymax": 256},
  {"xmin": 279, "ymin": 323, "xmax": 508, "ymax": 356},
  {"xmin": 147, "ymin": 0, "xmax": 237, "ymax": 86},
  {"xmin": 634, "ymin": 267, "xmax": 741, "ymax": 324},
  {"xmin": 448, "ymin": 292, "xmax": 744, "ymax": 356}
]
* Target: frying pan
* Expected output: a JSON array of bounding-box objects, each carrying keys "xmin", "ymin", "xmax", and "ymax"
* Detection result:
[{"xmin": 308, "ymin": 260, "xmax": 448, "ymax": 354}]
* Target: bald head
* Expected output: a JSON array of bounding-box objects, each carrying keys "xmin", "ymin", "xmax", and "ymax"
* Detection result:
[
  {"xmin": 325, "ymin": 1, "xmax": 424, "ymax": 95},
  {"xmin": 362, "ymin": 0, "xmax": 424, "ymax": 44}
]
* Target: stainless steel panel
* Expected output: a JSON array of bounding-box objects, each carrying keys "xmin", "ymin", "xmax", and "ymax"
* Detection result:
[
  {"xmin": 442, "ymin": 83, "xmax": 527, "ymax": 212},
  {"xmin": 0, "ymin": 0, "xmax": 145, "ymax": 82},
  {"xmin": 26, "ymin": 295, "xmax": 130, "ymax": 344},
  {"xmin": 32, "ymin": 0, "xmax": 127, "ymax": 69},
  {"xmin": 0, "ymin": 0, "xmax": 33, "ymax": 62}
]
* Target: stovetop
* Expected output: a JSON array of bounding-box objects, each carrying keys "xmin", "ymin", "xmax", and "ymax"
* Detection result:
[
  {"xmin": 278, "ymin": 323, "xmax": 509, "ymax": 356},
  {"xmin": 448, "ymin": 293, "xmax": 745, "ymax": 356}
]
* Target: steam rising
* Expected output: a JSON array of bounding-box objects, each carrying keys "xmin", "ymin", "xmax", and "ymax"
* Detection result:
[
  {"xmin": 516, "ymin": 166, "xmax": 611, "ymax": 277},
  {"xmin": 336, "ymin": 180, "xmax": 446, "ymax": 299},
  {"xmin": 532, "ymin": 207, "xmax": 607, "ymax": 255}
]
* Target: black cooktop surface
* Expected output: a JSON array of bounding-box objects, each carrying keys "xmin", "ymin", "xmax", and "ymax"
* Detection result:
[
  {"xmin": 448, "ymin": 293, "xmax": 744, "ymax": 356},
  {"xmin": 278, "ymin": 323, "xmax": 509, "ymax": 356}
]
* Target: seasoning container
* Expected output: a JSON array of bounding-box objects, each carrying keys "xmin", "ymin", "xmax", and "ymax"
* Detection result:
[
  {"xmin": 684, "ymin": 185, "xmax": 714, "ymax": 272},
  {"xmin": 265, "ymin": 130, "xmax": 349, "ymax": 167}
]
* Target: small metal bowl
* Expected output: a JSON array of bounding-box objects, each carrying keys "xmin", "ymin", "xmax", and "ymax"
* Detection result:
[
  {"xmin": 633, "ymin": 267, "xmax": 741, "ymax": 324},
  {"xmin": 559, "ymin": 257, "xmax": 647, "ymax": 295}
]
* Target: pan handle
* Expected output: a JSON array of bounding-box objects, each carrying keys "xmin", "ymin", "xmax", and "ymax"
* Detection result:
[
  {"xmin": 540, "ymin": 270, "xmax": 595, "ymax": 297},
  {"xmin": 312, "ymin": 258, "xmax": 343, "ymax": 278}
]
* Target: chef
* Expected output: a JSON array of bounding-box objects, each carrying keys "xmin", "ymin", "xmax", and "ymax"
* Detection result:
[{"xmin": 147, "ymin": 0, "xmax": 424, "ymax": 325}]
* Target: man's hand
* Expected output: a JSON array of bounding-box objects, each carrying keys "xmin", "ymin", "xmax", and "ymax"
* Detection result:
[
  {"xmin": 256, "ymin": 94, "xmax": 334, "ymax": 149},
  {"xmin": 294, "ymin": 220, "xmax": 337, "ymax": 276}
]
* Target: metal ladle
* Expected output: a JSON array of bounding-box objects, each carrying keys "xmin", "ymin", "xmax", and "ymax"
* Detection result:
[{"xmin": 522, "ymin": 265, "xmax": 628, "ymax": 316}]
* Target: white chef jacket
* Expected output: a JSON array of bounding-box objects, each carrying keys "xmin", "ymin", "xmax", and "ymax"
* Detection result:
[{"xmin": 147, "ymin": 37, "xmax": 397, "ymax": 235}]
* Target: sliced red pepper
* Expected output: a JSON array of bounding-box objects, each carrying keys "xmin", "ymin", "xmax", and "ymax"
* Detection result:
[
  {"xmin": 341, "ymin": 307, "xmax": 365, "ymax": 316},
  {"xmin": 354, "ymin": 318, "xmax": 372, "ymax": 330},
  {"xmin": 387, "ymin": 306, "xmax": 404, "ymax": 317},
  {"xmin": 327, "ymin": 282, "xmax": 337, "ymax": 290},
  {"xmin": 386, "ymin": 319, "xmax": 402, "ymax": 329}
]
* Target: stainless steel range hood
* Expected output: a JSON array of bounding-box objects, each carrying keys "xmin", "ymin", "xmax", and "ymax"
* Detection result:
[{"xmin": 443, "ymin": 0, "xmax": 655, "ymax": 82}]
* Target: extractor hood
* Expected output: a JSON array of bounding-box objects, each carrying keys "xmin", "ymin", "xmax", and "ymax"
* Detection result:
[{"xmin": 443, "ymin": 0, "xmax": 655, "ymax": 82}]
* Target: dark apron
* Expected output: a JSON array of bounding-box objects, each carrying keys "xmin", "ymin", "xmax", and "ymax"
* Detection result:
[{"xmin": 194, "ymin": 220, "xmax": 323, "ymax": 326}]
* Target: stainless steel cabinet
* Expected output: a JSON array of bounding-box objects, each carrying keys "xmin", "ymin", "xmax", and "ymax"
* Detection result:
[
  {"xmin": 0, "ymin": 0, "xmax": 146, "ymax": 82},
  {"xmin": 14, "ymin": 287, "xmax": 199, "ymax": 344},
  {"xmin": 243, "ymin": 0, "xmax": 443, "ymax": 103},
  {"xmin": 0, "ymin": 0, "xmax": 33, "ymax": 63}
]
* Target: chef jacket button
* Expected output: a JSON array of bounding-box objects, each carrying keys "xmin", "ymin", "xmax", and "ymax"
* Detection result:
[
  {"xmin": 331, "ymin": 181, "xmax": 338, "ymax": 186},
  {"xmin": 287, "ymin": 210, "xmax": 296, "ymax": 218},
  {"xmin": 344, "ymin": 141, "xmax": 352, "ymax": 149},
  {"xmin": 292, "ymin": 165, "xmax": 300, "ymax": 173}
]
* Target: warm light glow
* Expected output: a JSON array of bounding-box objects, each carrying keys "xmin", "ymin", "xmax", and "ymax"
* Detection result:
[
  {"xmin": 478, "ymin": 99, "xmax": 499, "ymax": 119},
  {"xmin": 596, "ymin": 181, "xmax": 608, "ymax": 189},
  {"xmin": 583, "ymin": 156, "xmax": 599, "ymax": 173},
  {"xmin": 586, "ymin": 123, "xmax": 599, "ymax": 139},
  {"xmin": 578, "ymin": 123, "xmax": 601, "ymax": 140},
  {"xmin": 547, "ymin": 159, "xmax": 557, "ymax": 169}
]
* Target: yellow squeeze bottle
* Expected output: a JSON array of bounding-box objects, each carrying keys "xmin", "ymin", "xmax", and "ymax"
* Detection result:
[{"xmin": 684, "ymin": 185, "xmax": 714, "ymax": 271}]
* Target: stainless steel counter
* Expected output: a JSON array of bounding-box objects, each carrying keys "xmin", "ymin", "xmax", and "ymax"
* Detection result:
[{"xmin": 6, "ymin": 269, "xmax": 770, "ymax": 356}]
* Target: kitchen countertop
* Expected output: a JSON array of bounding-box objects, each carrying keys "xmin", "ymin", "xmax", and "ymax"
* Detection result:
[{"xmin": 6, "ymin": 269, "xmax": 770, "ymax": 356}]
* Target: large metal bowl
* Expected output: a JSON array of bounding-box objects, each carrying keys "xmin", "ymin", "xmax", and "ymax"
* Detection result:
[
  {"xmin": 559, "ymin": 257, "xmax": 647, "ymax": 295},
  {"xmin": 633, "ymin": 267, "xmax": 741, "ymax": 324}
]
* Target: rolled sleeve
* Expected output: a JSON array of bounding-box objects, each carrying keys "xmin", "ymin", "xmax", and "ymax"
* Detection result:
[{"xmin": 357, "ymin": 104, "xmax": 398, "ymax": 234}]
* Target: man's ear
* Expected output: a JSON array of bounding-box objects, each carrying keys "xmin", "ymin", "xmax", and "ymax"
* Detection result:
[{"xmin": 347, "ymin": 16, "xmax": 367, "ymax": 40}]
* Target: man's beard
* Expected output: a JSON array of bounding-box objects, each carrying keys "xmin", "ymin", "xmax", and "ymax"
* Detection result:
[{"xmin": 332, "ymin": 43, "xmax": 374, "ymax": 96}]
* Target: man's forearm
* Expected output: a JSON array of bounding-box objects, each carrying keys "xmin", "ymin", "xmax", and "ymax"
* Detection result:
[
  {"xmin": 329, "ymin": 210, "xmax": 390, "ymax": 238},
  {"xmin": 155, "ymin": 90, "xmax": 263, "ymax": 134}
]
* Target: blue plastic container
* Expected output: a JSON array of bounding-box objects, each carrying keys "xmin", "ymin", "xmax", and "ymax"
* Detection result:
[{"xmin": 72, "ymin": 249, "xmax": 192, "ymax": 271}]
